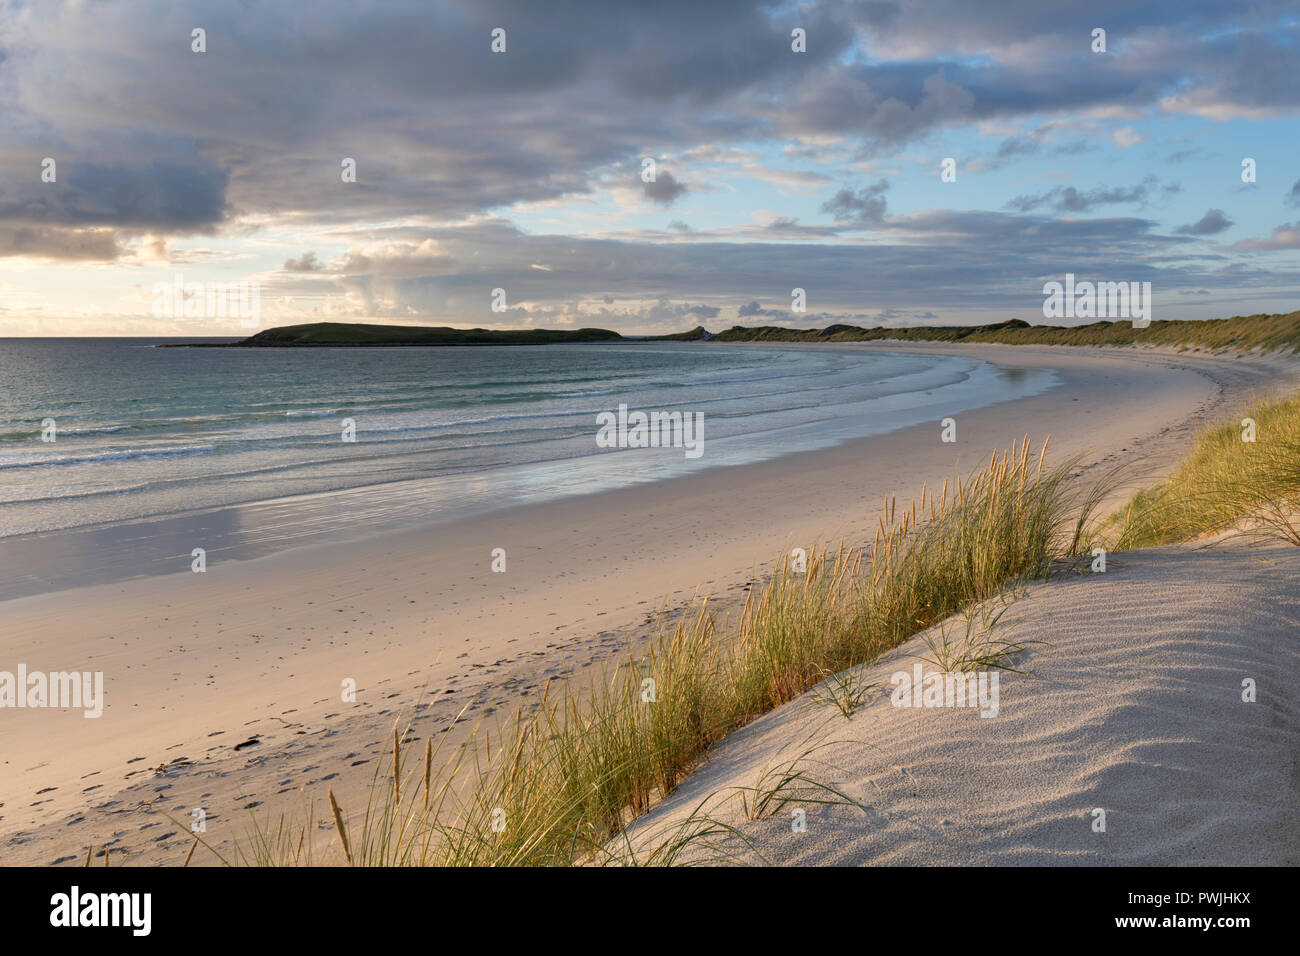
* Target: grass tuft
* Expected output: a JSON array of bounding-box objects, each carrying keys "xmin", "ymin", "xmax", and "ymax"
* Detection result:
[{"xmin": 916, "ymin": 592, "xmax": 1040, "ymax": 675}]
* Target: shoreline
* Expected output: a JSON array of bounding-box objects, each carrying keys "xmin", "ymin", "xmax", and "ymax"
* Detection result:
[
  {"xmin": 2, "ymin": 341, "xmax": 1296, "ymax": 865},
  {"xmin": 0, "ymin": 344, "xmax": 1048, "ymax": 600}
]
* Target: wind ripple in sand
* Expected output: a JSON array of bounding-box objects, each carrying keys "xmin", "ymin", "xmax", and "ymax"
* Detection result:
[{"xmin": 626, "ymin": 538, "xmax": 1300, "ymax": 866}]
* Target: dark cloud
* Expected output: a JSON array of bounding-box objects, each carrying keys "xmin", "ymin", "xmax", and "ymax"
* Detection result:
[
  {"xmin": 1288, "ymin": 179, "xmax": 1300, "ymax": 208},
  {"xmin": 738, "ymin": 300, "xmax": 784, "ymax": 317},
  {"xmin": 644, "ymin": 171, "xmax": 688, "ymax": 205},
  {"xmin": 756, "ymin": 217, "xmax": 842, "ymax": 239},
  {"xmin": 0, "ymin": 0, "xmax": 850, "ymax": 247},
  {"xmin": 820, "ymin": 179, "xmax": 890, "ymax": 226},
  {"xmin": 0, "ymin": 226, "xmax": 124, "ymax": 261},
  {"xmin": 1176, "ymin": 209, "xmax": 1234, "ymax": 235},
  {"xmin": 977, "ymin": 134, "xmax": 1047, "ymax": 171},
  {"xmin": 0, "ymin": 160, "xmax": 228, "ymax": 230},
  {"xmin": 1006, "ymin": 178, "xmax": 1159, "ymax": 213},
  {"xmin": 1052, "ymin": 140, "xmax": 1097, "ymax": 156},
  {"xmin": 995, "ymin": 136, "xmax": 1039, "ymax": 160}
]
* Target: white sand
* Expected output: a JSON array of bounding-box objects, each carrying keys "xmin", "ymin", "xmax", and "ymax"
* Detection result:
[
  {"xmin": 623, "ymin": 535, "xmax": 1300, "ymax": 866},
  {"xmin": 1, "ymin": 343, "xmax": 1295, "ymax": 865}
]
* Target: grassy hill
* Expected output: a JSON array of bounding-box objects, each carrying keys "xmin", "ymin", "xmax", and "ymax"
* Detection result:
[{"xmin": 234, "ymin": 322, "xmax": 623, "ymax": 346}]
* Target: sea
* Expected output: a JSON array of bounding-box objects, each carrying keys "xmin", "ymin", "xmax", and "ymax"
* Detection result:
[{"xmin": 0, "ymin": 338, "xmax": 1057, "ymax": 597}]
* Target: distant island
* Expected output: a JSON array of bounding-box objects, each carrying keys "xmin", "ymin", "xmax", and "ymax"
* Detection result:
[
  {"xmin": 162, "ymin": 310, "xmax": 1300, "ymax": 353},
  {"xmin": 160, "ymin": 322, "xmax": 624, "ymax": 347}
]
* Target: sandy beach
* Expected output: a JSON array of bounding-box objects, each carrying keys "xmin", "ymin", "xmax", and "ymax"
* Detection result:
[{"xmin": 2, "ymin": 342, "xmax": 1296, "ymax": 866}]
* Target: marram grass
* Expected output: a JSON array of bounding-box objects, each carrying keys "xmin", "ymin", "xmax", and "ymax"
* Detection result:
[
  {"xmin": 228, "ymin": 435, "xmax": 1111, "ymax": 867},
  {"xmin": 1113, "ymin": 392, "xmax": 1300, "ymax": 549}
]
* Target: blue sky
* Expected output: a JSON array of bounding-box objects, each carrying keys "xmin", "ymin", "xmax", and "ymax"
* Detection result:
[{"xmin": 0, "ymin": 0, "xmax": 1297, "ymax": 335}]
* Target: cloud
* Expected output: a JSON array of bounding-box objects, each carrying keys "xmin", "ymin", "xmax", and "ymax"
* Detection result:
[
  {"xmin": 643, "ymin": 171, "xmax": 688, "ymax": 206},
  {"xmin": 285, "ymin": 213, "xmax": 1251, "ymax": 331},
  {"xmin": 1288, "ymin": 180, "xmax": 1300, "ymax": 208},
  {"xmin": 739, "ymin": 164, "xmax": 835, "ymax": 192},
  {"xmin": 738, "ymin": 300, "xmax": 785, "ymax": 317},
  {"xmin": 650, "ymin": 300, "xmax": 721, "ymax": 320},
  {"xmin": 1176, "ymin": 209, "xmax": 1234, "ymax": 236},
  {"xmin": 820, "ymin": 179, "xmax": 890, "ymax": 226},
  {"xmin": 0, "ymin": 159, "xmax": 228, "ymax": 231},
  {"xmin": 284, "ymin": 251, "xmax": 324, "ymax": 272},
  {"xmin": 1155, "ymin": 25, "xmax": 1300, "ymax": 119},
  {"xmin": 0, "ymin": 0, "xmax": 1296, "ymax": 259},
  {"xmin": 996, "ymin": 136, "xmax": 1040, "ymax": 160},
  {"xmin": 1233, "ymin": 223, "xmax": 1300, "ymax": 251},
  {"xmin": 754, "ymin": 216, "xmax": 842, "ymax": 239},
  {"xmin": 0, "ymin": 0, "xmax": 849, "ymax": 250},
  {"xmin": 971, "ymin": 133, "xmax": 1046, "ymax": 171},
  {"xmin": 2, "ymin": 0, "xmax": 1298, "ymax": 328},
  {"xmin": 0, "ymin": 226, "xmax": 124, "ymax": 261},
  {"xmin": 1111, "ymin": 127, "xmax": 1146, "ymax": 149},
  {"xmin": 337, "ymin": 239, "xmax": 455, "ymax": 278},
  {"xmin": 1006, "ymin": 177, "xmax": 1159, "ymax": 213}
]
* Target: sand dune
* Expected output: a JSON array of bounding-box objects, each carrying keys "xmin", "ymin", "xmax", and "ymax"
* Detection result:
[{"xmin": 625, "ymin": 536, "xmax": 1300, "ymax": 866}]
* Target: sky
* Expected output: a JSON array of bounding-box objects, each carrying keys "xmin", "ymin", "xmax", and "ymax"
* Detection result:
[{"xmin": 0, "ymin": 0, "xmax": 1298, "ymax": 336}]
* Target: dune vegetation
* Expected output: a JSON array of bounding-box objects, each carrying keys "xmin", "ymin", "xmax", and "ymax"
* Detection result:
[
  {"xmin": 708, "ymin": 310, "xmax": 1300, "ymax": 353},
  {"xmin": 1112, "ymin": 392, "xmax": 1300, "ymax": 549},
  {"xmin": 217, "ymin": 437, "xmax": 1114, "ymax": 866}
]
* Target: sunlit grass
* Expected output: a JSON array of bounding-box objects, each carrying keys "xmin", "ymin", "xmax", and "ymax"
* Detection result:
[
  {"xmin": 1112, "ymin": 392, "xmax": 1300, "ymax": 549},
  {"xmin": 232, "ymin": 435, "xmax": 1110, "ymax": 866}
]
